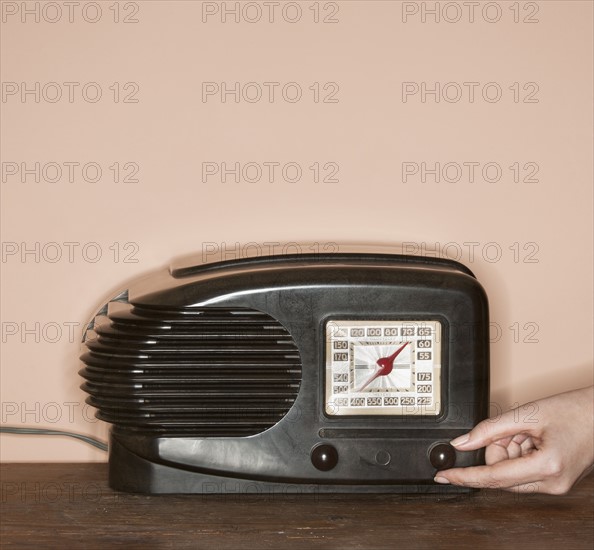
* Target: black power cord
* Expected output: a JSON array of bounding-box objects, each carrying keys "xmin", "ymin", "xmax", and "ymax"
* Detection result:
[{"xmin": 0, "ymin": 426, "xmax": 108, "ymax": 452}]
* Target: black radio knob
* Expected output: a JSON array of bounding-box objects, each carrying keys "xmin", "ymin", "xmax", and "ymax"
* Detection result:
[
  {"xmin": 311, "ymin": 444, "xmax": 339, "ymax": 471},
  {"xmin": 429, "ymin": 443, "xmax": 456, "ymax": 470}
]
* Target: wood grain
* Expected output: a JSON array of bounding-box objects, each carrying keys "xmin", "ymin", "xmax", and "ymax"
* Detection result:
[{"xmin": 1, "ymin": 464, "xmax": 592, "ymax": 549}]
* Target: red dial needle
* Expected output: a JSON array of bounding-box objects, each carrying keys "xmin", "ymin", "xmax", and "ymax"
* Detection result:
[{"xmin": 358, "ymin": 342, "xmax": 410, "ymax": 392}]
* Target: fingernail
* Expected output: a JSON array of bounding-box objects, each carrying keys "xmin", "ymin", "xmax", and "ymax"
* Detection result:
[
  {"xmin": 434, "ymin": 476, "xmax": 450, "ymax": 484},
  {"xmin": 450, "ymin": 434, "xmax": 470, "ymax": 448}
]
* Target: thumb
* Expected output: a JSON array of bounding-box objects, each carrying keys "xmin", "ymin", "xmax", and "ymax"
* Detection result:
[{"xmin": 450, "ymin": 405, "xmax": 540, "ymax": 451}]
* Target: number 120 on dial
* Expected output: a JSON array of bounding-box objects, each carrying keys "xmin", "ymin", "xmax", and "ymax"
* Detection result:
[{"xmin": 325, "ymin": 320, "xmax": 442, "ymax": 416}]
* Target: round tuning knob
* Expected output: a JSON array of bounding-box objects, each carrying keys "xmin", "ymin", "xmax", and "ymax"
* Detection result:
[
  {"xmin": 429, "ymin": 443, "xmax": 456, "ymax": 470},
  {"xmin": 311, "ymin": 444, "xmax": 339, "ymax": 471}
]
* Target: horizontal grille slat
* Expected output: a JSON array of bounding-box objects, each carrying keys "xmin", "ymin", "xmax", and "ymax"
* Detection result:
[
  {"xmin": 81, "ymin": 373, "xmax": 292, "ymax": 389},
  {"xmin": 82, "ymin": 382, "xmax": 300, "ymax": 394},
  {"xmin": 80, "ymin": 302, "xmax": 302, "ymax": 437},
  {"xmin": 88, "ymin": 396, "xmax": 298, "ymax": 407}
]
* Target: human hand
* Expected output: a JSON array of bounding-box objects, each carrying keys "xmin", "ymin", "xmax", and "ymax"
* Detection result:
[{"xmin": 434, "ymin": 386, "xmax": 594, "ymax": 494}]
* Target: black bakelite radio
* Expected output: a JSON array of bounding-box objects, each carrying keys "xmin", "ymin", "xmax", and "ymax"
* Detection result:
[{"xmin": 80, "ymin": 252, "xmax": 489, "ymax": 494}]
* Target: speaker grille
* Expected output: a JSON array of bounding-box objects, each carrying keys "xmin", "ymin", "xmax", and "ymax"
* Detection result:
[{"xmin": 79, "ymin": 302, "xmax": 302, "ymax": 437}]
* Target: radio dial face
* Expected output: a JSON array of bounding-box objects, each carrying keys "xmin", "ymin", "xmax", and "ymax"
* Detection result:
[{"xmin": 325, "ymin": 320, "xmax": 442, "ymax": 416}]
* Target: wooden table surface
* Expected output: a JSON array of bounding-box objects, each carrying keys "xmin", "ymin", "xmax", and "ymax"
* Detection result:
[{"xmin": 1, "ymin": 463, "xmax": 592, "ymax": 549}]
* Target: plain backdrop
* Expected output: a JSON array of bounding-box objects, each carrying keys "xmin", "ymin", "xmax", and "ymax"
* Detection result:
[{"xmin": 1, "ymin": 0, "xmax": 592, "ymax": 461}]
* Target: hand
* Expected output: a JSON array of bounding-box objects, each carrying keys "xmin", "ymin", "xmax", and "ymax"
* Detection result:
[{"xmin": 434, "ymin": 386, "xmax": 594, "ymax": 494}]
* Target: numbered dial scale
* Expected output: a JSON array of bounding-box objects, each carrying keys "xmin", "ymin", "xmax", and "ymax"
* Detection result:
[{"xmin": 326, "ymin": 320, "xmax": 442, "ymax": 416}]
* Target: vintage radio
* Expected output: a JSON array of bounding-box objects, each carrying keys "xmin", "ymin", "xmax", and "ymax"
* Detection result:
[{"xmin": 80, "ymin": 251, "xmax": 489, "ymax": 493}]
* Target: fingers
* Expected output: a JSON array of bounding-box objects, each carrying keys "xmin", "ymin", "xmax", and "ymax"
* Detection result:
[
  {"xmin": 485, "ymin": 443, "xmax": 510, "ymax": 465},
  {"xmin": 435, "ymin": 451, "xmax": 546, "ymax": 490},
  {"xmin": 512, "ymin": 433, "xmax": 532, "ymax": 446},
  {"xmin": 484, "ymin": 435, "xmax": 536, "ymax": 464},
  {"xmin": 450, "ymin": 406, "xmax": 541, "ymax": 452},
  {"xmin": 519, "ymin": 435, "xmax": 536, "ymax": 454}
]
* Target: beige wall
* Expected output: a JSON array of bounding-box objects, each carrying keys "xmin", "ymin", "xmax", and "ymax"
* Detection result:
[{"xmin": 1, "ymin": 0, "xmax": 592, "ymax": 461}]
